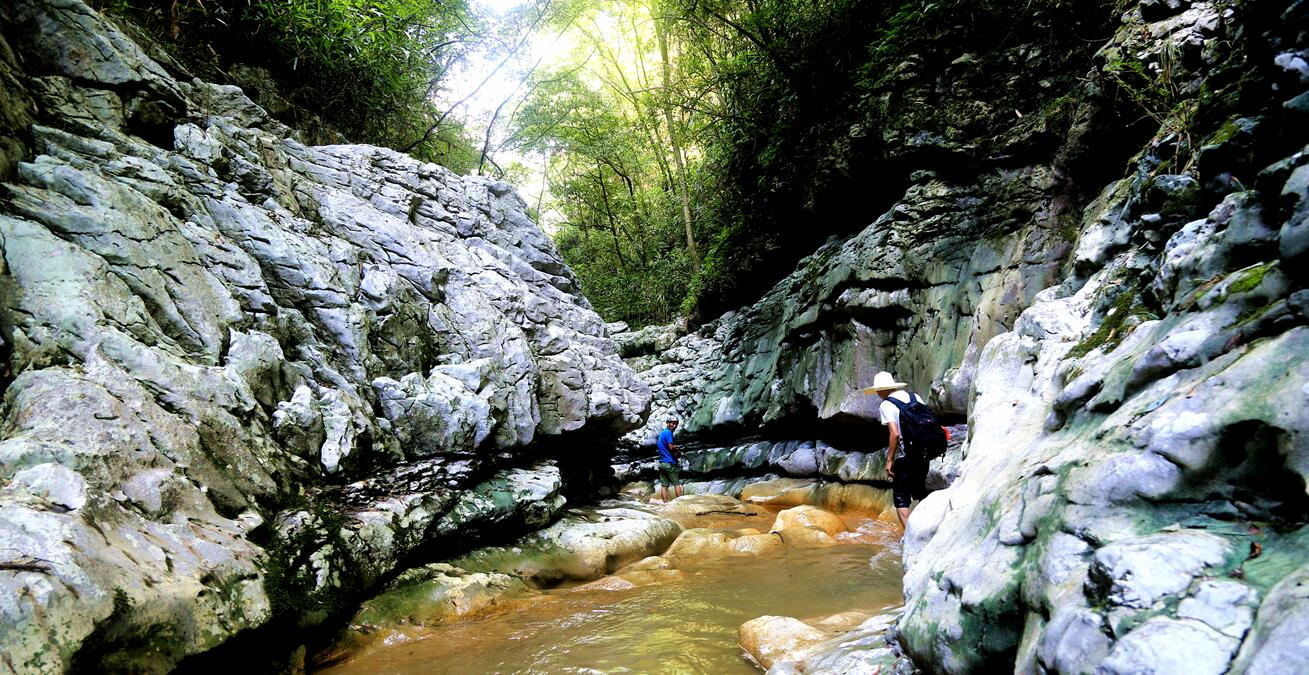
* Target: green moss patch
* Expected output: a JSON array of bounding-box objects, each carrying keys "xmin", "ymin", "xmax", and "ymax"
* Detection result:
[
  {"xmin": 1068, "ymin": 288, "xmax": 1156, "ymax": 359},
  {"xmin": 1225, "ymin": 261, "xmax": 1276, "ymax": 296}
]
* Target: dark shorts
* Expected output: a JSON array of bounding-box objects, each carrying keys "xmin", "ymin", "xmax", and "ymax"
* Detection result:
[
  {"xmin": 658, "ymin": 461, "xmax": 680, "ymax": 487},
  {"xmin": 892, "ymin": 459, "xmax": 929, "ymax": 508}
]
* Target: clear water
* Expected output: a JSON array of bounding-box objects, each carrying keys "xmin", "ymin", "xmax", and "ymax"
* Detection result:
[{"xmin": 319, "ymin": 513, "xmax": 904, "ymax": 674}]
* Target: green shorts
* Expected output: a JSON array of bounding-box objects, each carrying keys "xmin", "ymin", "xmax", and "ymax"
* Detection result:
[{"xmin": 658, "ymin": 461, "xmax": 680, "ymax": 487}]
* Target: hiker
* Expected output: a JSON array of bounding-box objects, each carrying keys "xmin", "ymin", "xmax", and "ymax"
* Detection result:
[
  {"xmin": 863, "ymin": 371, "xmax": 946, "ymax": 530},
  {"xmin": 656, "ymin": 416, "xmax": 683, "ymax": 502}
]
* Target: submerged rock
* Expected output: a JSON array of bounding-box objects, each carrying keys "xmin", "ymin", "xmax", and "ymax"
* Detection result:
[
  {"xmin": 739, "ymin": 616, "xmax": 832, "ymax": 670},
  {"xmin": 739, "ymin": 609, "xmax": 908, "ymax": 674}
]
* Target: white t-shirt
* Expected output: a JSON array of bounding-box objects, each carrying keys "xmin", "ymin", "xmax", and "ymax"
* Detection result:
[{"xmin": 879, "ymin": 391, "xmax": 922, "ymax": 428}]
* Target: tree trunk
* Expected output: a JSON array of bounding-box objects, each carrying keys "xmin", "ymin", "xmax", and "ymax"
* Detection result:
[
  {"xmin": 595, "ymin": 165, "xmax": 629, "ymax": 270},
  {"xmin": 655, "ymin": 12, "xmax": 700, "ymax": 276}
]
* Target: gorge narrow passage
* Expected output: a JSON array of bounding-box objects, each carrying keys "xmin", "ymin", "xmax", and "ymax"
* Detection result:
[{"xmin": 319, "ymin": 498, "xmax": 905, "ymax": 674}]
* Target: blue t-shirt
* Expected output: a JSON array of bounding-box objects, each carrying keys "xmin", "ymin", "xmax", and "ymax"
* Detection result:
[{"xmin": 657, "ymin": 429, "xmax": 675, "ymax": 463}]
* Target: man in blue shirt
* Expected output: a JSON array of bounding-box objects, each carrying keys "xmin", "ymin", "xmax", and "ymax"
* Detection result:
[{"xmin": 656, "ymin": 417, "xmax": 683, "ymax": 502}]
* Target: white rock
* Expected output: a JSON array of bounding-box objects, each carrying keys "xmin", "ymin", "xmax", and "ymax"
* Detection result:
[{"xmin": 1100, "ymin": 616, "xmax": 1239, "ymax": 675}]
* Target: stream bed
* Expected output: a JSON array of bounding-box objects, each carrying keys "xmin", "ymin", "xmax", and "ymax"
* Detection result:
[{"xmin": 320, "ymin": 512, "xmax": 904, "ymax": 674}]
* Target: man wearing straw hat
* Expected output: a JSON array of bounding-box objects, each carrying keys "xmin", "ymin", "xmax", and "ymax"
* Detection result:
[{"xmin": 863, "ymin": 371, "xmax": 930, "ymax": 529}]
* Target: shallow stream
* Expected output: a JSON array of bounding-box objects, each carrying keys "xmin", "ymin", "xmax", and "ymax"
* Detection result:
[{"xmin": 320, "ymin": 511, "xmax": 904, "ymax": 674}]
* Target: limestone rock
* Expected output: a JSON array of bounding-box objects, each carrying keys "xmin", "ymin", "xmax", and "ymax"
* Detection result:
[
  {"xmin": 1100, "ymin": 617, "xmax": 1239, "ymax": 675},
  {"xmin": 0, "ymin": 0, "xmax": 650, "ymax": 668},
  {"xmin": 612, "ymin": 322, "xmax": 680, "ymax": 358},
  {"xmin": 770, "ymin": 505, "xmax": 847, "ymax": 537},
  {"xmin": 1230, "ymin": 562, "xmax": 1309, "ymax": 674},
  {"xmin": 663, "ymin": 528, "xmax": 742, "ymax": 559},
  {"xmin": 775, "ymin": 527, "xmax": 839, "ymax": 549},
  {"xmin": 739, "ymin": 616, "xmax": 832, "ymax": 670},
  {"xmin": 351, "ymin": 563, "xmax": 530, "ymax": 628},
  {"xmin": 1088, "ymin": 531, "xmax": 1231, "ymax": 609},
  {"xmin": 448, "ymin": 504, "xmax": 681, "ymax": 585}
]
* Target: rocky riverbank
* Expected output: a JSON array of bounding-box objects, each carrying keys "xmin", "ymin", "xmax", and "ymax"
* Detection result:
[{"xmin": 314, "ymin": 492, "xmax": 906, "ymax": 672}]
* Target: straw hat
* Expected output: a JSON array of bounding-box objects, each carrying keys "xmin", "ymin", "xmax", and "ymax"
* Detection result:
[{"xmin": 861, "ymin": 371, "xmax": 907, "ymax": 394}]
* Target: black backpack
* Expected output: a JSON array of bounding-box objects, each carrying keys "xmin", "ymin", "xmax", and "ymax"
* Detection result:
[{"xmin": 886, "ymin": 395, "xmax": 947, "ymax": 462}]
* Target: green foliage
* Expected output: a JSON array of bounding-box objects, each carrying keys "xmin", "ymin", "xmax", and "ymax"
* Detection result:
[
  {"xmin": 96, "ymin": 0, "xmax": 483, "ymax": 170},
  {"xmin": 674, "ymin": 0, "xmax": 1121, "ymax": 317},
  {"xmin": 508, "ymin": 3, "xmax": 708, "ymax": 326}
]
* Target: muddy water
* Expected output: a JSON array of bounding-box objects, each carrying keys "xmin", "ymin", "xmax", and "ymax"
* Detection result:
[{"xmin": 320, "ymin": 513, "xmax": 903, "ymax": 675}]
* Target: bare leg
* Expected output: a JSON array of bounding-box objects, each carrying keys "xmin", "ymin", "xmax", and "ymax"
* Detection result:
[
  {"xmin": 660, "ymin": 485, "xmax": 669, "ymax": 502},
  {"xmin": 896, "ymin": 506, "xmax": 911, "ymax": 530},
  {"xmin": 675, "ymin": 483, "xmax": 684, "ymax": 498}
]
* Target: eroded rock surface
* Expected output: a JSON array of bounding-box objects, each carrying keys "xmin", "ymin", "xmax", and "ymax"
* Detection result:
[
  {"xmin": 636, "ymin": 1, "xmax": 1309, "ymax": 672},
  {"xmin": 888, "ymin": 3, "xmax": 1309, "ymax": 672},
  {"xmin": 0, "ymin": 0, "xmax": 648, "ymax": 670}
]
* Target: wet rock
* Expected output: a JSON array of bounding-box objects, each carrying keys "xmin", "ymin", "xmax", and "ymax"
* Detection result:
[
  {"xmin": 450, "ymin": 505, "xmax": 682, "ymax": 584},
  {"xmin": 738, "ymin": 616, "xmax": 831, "ymax": 669},
  {"xmin": 774, "ymin": 527, "xmax": 839, "ymax": 549},
  {"xmin": 770, "ymin": 505, "xmax": 847, "ymax": 537},
  {"xmin": 741, "ymin": 478, "xmax": 822, "ymax": 504},
  {"xmin": 351, "ymin": 563, "xmax": 530, "ymax": 628},
  {"xmin": 740, "ymin": 609, "xmax": 906, "ymax": 674},
  {"xmin": 319, "ymin": 563, "xmax": 532, "ymax": 664},
  {"xmin": 621, "ymin": 555, "xmax": 675, "ymax": 571},
  {"xmin": 795, "ymin": 611, "xmax": 907, "ymax": 674},
  {"xmin": 574, "ymin": 576, "xmax": 639, "ymax": 592},
  {"xmin": 731, "ymin": 532, "xmax": 787, "ymax": 556},
  {"xmin": 658, "ymin": 494, "xmax": 761, "ymax": 519}
]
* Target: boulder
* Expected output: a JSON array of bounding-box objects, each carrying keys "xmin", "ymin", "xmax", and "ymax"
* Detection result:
[
  {"xmin": 663, "ymin": 528, "xmax": 741, "ymax": 559},
  {"xmin": 731, "ymin": 532, "xmax": 787, "ymax": 556},
  {"xmin": 450, "ymin": 505, "xmax": 682, "ymax": 584},
  {"xmin": 770, "ymin": 505, "xmax": 848, "ymax": 537},
  {"xmin": 738, "ymin": 616, "xmax": 831, "ymax": 670},
  {"xmin": 775, "ymin": 527, "xmax": 839, "ymax": 549},
  {"xmin": 349, "ymin": 563, "xmax": 530, "ymax": 628}
]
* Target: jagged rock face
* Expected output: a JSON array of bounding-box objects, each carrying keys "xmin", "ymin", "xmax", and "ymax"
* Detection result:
[
  {"xmin": 891, "ymin": 3, "xmax": 1309, "ymax": 673},
  {"xmin": 0, "ymin": 0, "xmax": 648, "ymax": 670},
  {"xmin": 629, "ymin": 1, "xmax": 1308, "ymax": 673},
  {"xmin": 628, "ymin": 169, "xmax": 1072, "ymax": 438},
  {"xmin": 897, "ymin": 170, "xmax": 1309, "ymax": 671}
]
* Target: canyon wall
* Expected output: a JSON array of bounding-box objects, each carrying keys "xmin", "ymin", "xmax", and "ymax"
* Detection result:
[
  {"xmin": 624, "ymin": 1, "xmax": 1309, "ymax": 672},
  {"xmin": 0, "ymin": 1, "xmax": 648, "ymax": 671}
]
